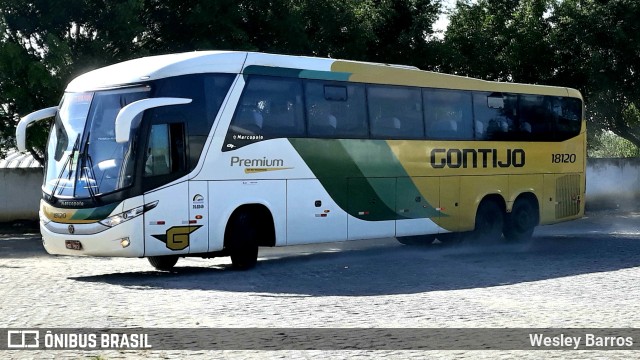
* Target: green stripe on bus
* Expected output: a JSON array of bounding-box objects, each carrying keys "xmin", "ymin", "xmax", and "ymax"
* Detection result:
[{"xmin": 288, "ymin": 138, "xmax": 439, "ymax": 221}]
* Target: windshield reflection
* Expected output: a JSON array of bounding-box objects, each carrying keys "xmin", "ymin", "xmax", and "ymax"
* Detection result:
[{"xmin": 44, "ymin": 87, "xmax": 150, "ymax": 199}]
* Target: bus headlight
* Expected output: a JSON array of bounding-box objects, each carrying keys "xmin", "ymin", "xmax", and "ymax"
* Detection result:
[
  {"xmin": 39, "ymin": 210, "xmax": 51, "ymax": 225},
  {"xmin": 99, "ymin": 201, "xmax": 158, "ymax": 228}
]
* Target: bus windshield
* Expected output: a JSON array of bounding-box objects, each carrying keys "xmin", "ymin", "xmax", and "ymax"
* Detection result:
[{"xmin": 44, "ymin": 87, "xmax": 150, "ymax": 198}]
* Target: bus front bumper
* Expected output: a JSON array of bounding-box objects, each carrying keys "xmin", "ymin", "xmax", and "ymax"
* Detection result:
[{"xmin": 40, "ymin": 215, "xmax": 144, "ymax": 257}]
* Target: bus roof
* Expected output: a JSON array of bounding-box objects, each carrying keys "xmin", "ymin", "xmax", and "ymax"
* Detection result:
[
  {"xmin": 66, "ymin": 51, "xmax": 581, "ymax": 99},
  {"xmin": 66, "ymin": 51, "xmax": 247, "ymax": 92}
]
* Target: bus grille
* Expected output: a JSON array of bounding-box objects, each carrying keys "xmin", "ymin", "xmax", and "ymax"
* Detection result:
[{"xmin": 555, "ymin": 174, "xmax": 581, "ymax": 219}]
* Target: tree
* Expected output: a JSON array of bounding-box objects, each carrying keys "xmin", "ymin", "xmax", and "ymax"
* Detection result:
[
  {"xmin": 0, "ymin": 0, "xmax": 444, "ymax": 161},
  {"xmin": 552, "ymin": 0, "xmax": 640, "ymax": 150},
  {"xmin": 442, "ymin": 0, "xmax": 555, "ymax": 82},
  {"xmin": 588, "ymin": 130, "xmax": 639, "ymax": 158},
  {"xmin": 365, "ymin": 0, "xmax": 442, "ymax": 70}
]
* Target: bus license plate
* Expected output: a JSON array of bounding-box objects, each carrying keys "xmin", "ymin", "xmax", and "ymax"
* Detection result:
[{"xmin": 65, "ymin": 240, "xmax": 82, "ymax": 250}]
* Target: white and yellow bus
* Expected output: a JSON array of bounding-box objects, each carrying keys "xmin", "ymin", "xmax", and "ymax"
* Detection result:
[{"xmin": 16, "ymin": 51, "xmax": 585, "ymax": 270}]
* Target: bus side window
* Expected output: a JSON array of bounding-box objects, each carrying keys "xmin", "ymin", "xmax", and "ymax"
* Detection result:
[
  {"xmin": 517, "ymin": 95, "xmax": 582, "ymax": 141},
  {"xmin": 144, "ymin": 123, "xmax": 186, "ymax": 177},
  {"xmin": 473, "ymin": 92, "xmax": 517, "ymax": 140},
  {"xmin": 557, "ymin": 97, "xmax": 582, "ymax": 140},
  {"xmin": 520, "ymin": 94, "xmax": 550, "ymax": 140},
  {"xmin": 305, "ymin": 80, "xmax": 367, "ymax": 138},
  {"xmin": 368, "ymin": 85, "xmax": 423, "ymax": 139},
  {"xmin": 229, "ymin": 76, "xmax": 305, "ymax": 139},
  {"xmin": 424, "ymin": 89, "xmax": 473, "ymax": 140}
]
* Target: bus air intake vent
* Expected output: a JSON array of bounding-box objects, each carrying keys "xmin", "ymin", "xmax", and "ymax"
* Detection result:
[{"xmin": 555, "ymin": 174, "xmax": 580, "ymax": 219}]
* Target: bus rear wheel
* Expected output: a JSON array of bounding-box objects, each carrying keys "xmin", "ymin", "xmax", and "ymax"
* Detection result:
[
  {"xmin": 470, "ymin": 200, "xmax": 504, "ymax": 244},
  {"xmin": 227, "ymin": 211, "xmax": 259, "ymax": 270},
  {"xmin": 148, "ymin": 255, "xmax": 179, "ymax": 271},
  {"xmin": 504, "ymin": 197, "xmax": 538, "ymax": 242}
]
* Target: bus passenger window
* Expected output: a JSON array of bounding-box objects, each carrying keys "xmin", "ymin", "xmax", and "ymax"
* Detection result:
[
  {"xmin": 229, "ymin": 76, "xmax": 305, "ymax": 140},
  {"xmin": 557, "ymin": 97, "xmax": 582, "ymax": 140},
  {"xmin": 472, "ymin": 92, "xmax": 517, "ymax": 140},
  {"xmin": 232, "ymin": 105, "xmax": 263, "ymax": 135},
  {"xmin": 520, "ymin": 94, "xmax": 551, "ymax": 140},
  {"xmin": 515, "ymin": 95, "xmax": 583, "ymax": 141},
  {"xmin": 368, "ymin": 85, "xmax": 423, "ymax": 139},
  {"xmin": 305, "ymin": 81, "xmax": 367, "ymax": 138},
  {"xmin": 424, "ymin": 89, "xmax": 473, "ymax": 140}
]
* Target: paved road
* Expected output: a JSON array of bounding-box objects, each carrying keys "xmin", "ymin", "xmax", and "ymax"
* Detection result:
[{"xmin": 1, "ymin": 211, "xmax": 639, "ymax": 359}]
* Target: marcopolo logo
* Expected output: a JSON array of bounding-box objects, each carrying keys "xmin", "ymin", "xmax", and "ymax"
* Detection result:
[{"xmin": 430, "ymin": 148, "xmax": 526, "ymax": 169}]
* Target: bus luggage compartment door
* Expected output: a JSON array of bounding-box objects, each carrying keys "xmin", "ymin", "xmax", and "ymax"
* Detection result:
[
  {"xmin": 347, "ymin": 177, "xmax": 396, "ymax": 240},
  {"xmin": 395, "ymin": 177, "xmax": 441, "ymax": 237}
]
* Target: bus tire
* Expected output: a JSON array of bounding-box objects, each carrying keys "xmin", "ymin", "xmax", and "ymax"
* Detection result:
[
  {"xmin": 470, "ymin": 200, "xmax": 504, "ymax": 244},
  {"xmin": 396, "ymin": 235, "xmax": 436, "ymax": 246},
  {"xmin": 227, "ymin": 211, "xmax": 259, "ymax": 270},
  {"xmin": 504, "ymin": 197, "xmax": 538, "ymax": 242},
  {"xmin": 148, "ymin": 255, "xmax": 179, "ymax": 271}
]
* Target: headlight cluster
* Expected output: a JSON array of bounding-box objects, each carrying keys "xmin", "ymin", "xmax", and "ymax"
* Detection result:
[
  {"xmin": 99, "ymin": 201, "xmax": 158, "ymax": 227},
  {"xmin": 39, "ymin": 210, "xmax": 51, "ymax": 225}
]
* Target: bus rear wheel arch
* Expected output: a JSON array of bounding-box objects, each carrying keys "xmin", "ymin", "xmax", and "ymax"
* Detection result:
[{"xmin": 504, "ymin": 194, "xmax": 539, "ymax": 242}]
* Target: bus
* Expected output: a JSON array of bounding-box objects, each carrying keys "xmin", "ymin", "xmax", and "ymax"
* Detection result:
[{"xmin": 16, "ymin": 51, "xmax": 585, "ymax": 270}]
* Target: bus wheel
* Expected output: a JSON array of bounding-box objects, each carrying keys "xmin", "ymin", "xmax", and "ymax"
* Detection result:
[
  {"xmin": 504, "ymin": 198, "xmax": 538, "ymax": 242},
  {"xmin": 148, "ymin": 255, "xmax": 179, "ymax": 271},
  {"xmin": 227, "ymin": 212, "xmax": 259, "ymax": 270},
  {"xmin": 471, "ymin": 200, "xmax": 504, "ymax": 243},
  {"xmin": 397, "ymin": 235, "xmax": 436, "ymax": 246}
]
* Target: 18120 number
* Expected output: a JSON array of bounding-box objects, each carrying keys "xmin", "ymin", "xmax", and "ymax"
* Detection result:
[{"xmin": 551, "ymin": 153, "xmax": 576, "ymax": 163}]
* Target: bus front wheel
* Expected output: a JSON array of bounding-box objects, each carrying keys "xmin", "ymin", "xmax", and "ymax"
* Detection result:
[
  {"xmin": 148, "ymin": 255, "xmax": 179, "ymax": 271},
  {"xmin": 504, "ymin": 197, "xmax": 538, "ymax": 242},
  {"xmin": 227, "ymin": 212, "xmax": 259, "ymax": 270}
]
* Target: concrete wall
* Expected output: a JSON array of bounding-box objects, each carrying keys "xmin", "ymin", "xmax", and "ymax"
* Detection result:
[
  {"xmin": 0, "ymin": 167, "xmax": 43, "ymax": 222},
  {"xmin": 0, "ymin": 159, "xmax": 636, "ymax": 223},
  {"xmin": 586, "ymin": 158, "xmax": 640, "ymax": 211}
]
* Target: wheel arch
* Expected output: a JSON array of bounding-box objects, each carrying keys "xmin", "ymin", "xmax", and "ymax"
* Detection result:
[
  {"xmin": 468, "ymin": 193, "xmax": 507, "ymax": 232},
  {"xmin": 223, "ymin": 203, "xmax": 276, "ymax": 248},
  {"xmin": 476, "ymin": 193, "xmax": 507, "ymax": 216}
]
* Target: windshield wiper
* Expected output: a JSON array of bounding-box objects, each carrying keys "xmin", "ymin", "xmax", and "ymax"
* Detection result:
[
  {"xmin": 79, "ymin": 131, "xmax": 98, "ymax": 204},
  {"xmin": 50, "ymin": 135, "xmax": 80, "ymax": 198}
]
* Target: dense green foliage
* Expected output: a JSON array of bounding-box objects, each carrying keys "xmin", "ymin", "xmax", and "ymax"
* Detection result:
[
  {"xmin": 0, "ymin": 0, "xmax": 638, "ymax": 160},
  {"xmin": 589, "ymin": 131, "xmax": 640, "ymax": 158}
]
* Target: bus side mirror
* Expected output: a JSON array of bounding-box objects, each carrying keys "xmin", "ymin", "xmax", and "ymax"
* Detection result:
[
  {"xmin": 16, "ymin": 106, "xmax": 58, "ymax": 152},
  {"xmin": 115, "ymin": 97, "xmax": 192, "ymax": 143}
]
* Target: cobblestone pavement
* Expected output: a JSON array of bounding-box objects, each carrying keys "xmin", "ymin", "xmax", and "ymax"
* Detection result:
[{"xmin": 1, "ymin": 211, "xmax": 639, "ymax": 359}]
